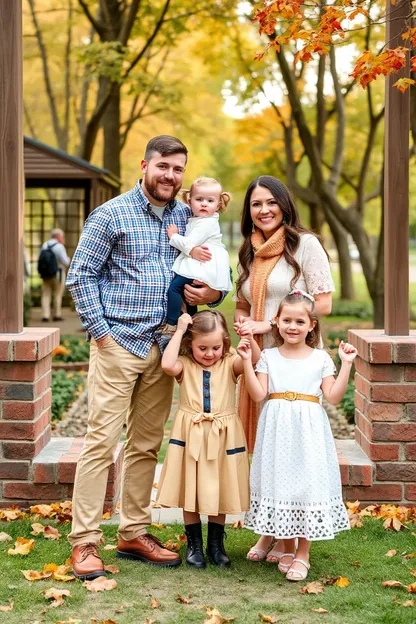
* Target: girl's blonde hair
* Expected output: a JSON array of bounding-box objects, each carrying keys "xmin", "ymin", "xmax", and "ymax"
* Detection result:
[
  {"xmin": 180, "ymin": 310, "xmax": 232, "ymax": 357},
  {"xmin": 181, "ymin": 177, "xmax": 231, "ymax": 213},
  {"xmin": 273, "ymin": 290, "xmax": 321, "ymax": 348}
]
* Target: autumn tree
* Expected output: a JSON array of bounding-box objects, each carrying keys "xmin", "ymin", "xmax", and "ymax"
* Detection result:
[
  {"xmin": 228, "ymin": 0, "xmax": 415, "ymax": 324},
  {"xmin": 24, "ymin": 0, "xmax": 237, "ymax": 177}
]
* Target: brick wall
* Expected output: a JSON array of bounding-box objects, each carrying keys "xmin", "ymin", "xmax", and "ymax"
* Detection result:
[{"xmin": 348, "ymin": 329, "xmax": 416, "ymax": 503}]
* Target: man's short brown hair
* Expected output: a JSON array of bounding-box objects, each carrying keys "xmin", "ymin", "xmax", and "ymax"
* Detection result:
[{"xmin": 144, "ymin": 135, "xmax": 188, "ymax": 162}]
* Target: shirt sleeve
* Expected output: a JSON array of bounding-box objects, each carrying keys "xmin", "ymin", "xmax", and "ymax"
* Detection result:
[
  {"xmin": 301, "ymin": 235, "xmax": 335, "ymax": 295},
  {"xmin": 254, "ymin": 350, "xmax": 269, "ymax": 374},
  {"xmin": 169, "ymin": 218, "xmax": 218, "ymax": 256},
  {"xmin": 66, "ymin": 208, "xmax": 115, "ymax": 340},
  {"xmin": 54, "ymin": 243, "xmax": 71, "ymax": 267},
  {"xmin": 322, "ymin": 351, "xmax": 337, "ymax": 378}
]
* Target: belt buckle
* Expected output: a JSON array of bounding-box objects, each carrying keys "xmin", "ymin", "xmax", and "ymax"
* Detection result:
[{"xmin": 284, "ymin": 391, "xmax": 297, "ymax": 401}]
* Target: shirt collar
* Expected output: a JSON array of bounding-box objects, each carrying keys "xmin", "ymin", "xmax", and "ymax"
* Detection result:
[{"xmin": 134, "ymin": 180, "xmax": 177, "ymax": 214}]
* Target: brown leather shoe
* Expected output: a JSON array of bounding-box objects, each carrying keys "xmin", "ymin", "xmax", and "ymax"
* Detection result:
[
  {"xmin": 116, "ymin": 533, "xmax": 181, "ymax": 567},
  {"xmin": 72, "ymin": 542, "xmax": 106, "ymax": 580}
]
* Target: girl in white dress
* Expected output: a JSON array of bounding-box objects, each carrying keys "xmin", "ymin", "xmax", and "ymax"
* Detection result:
[
  {"xmin": 240, "ymin": 290, "xmax": 355, "ymax": 581},
  {"xmin": 158, "ymin": 177, "xmax": 232, "ymax": 335}
]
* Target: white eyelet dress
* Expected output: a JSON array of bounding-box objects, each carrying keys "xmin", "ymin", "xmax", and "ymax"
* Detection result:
[{"xmin": 244, "ymin": 348, "xmax": 350, "ymax": 541}]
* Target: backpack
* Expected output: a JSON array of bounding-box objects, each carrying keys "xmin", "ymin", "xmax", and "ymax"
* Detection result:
[{"xmin": 38, "ymin": 242, "xmax": 59, "ymax": 279}]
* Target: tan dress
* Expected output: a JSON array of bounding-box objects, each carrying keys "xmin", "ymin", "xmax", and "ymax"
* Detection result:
[{"xmin": 156, "ymin": 350, "xmax": 250, "ymax": 515}]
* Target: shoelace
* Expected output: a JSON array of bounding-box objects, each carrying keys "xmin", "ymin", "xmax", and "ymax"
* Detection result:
[
  {"xmin": 143, "ymin": 533, "xmax": 163, "ymax": 548},
  {"xmin": 79, "ymin": 543, "xmax": 100, "ymax": 562}
]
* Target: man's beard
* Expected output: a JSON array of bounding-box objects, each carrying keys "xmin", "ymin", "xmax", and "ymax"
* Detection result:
[{"xmin": 144, "ymin": 174, "xmax": 180, "ymax": 203}]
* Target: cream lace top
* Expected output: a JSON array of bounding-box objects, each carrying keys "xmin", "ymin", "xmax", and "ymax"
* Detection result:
[{"xmin": 235, "ymin": 233, "xmax": 335, "ymax": 348}]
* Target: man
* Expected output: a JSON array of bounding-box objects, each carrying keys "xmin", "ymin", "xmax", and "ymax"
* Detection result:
[
  {"xmin": 66, "ymin": 135, "xmax": 224, "ymax": 580},
  {"xmin": 38, "ymin": 228, "xmax": 71, "ymax": 321}
]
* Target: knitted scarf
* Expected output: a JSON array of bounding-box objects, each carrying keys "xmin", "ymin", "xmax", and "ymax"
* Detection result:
[{"xmin": 239, "ymin": 225, "xmax": 286, "ymax": 453}]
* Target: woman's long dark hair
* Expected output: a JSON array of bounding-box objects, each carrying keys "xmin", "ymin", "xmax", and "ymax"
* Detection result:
[{"xmin": 236, "ymin": 176, "xmax": 328, "ymax": 299}]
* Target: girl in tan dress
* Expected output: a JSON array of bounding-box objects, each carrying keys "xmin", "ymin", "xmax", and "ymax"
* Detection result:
[{"xmin": 157, "ymin": 310, "xmax": 260, "ymax": 568}]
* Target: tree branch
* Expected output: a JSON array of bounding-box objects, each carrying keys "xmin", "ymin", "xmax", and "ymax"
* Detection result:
[
  {"xmin": 77, "ymin": 0, "xmax": 105, "ymax": 38},
  {"xmin": 123, "ymin": 0, "xmax": 171, "ymax": 78},
  {"xmin": 119, "ymin": 0, "xmax": 142, "ymax": 45}
]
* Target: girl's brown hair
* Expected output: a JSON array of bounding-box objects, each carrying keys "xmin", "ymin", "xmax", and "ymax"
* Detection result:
[
  {"xmin": 236, "ymin": 176, "xmax": 329, "ymax": 299},
  {"xmin": 180, "ymin": 310, "xmax": 231, "ymax": 357},
  {"xmin": 273, "ymin": 291, "xmax": 321, "ymax": 348},
  {"xmin": 181, "ymin": 177, "xmax": 231, "ymax": 213}
]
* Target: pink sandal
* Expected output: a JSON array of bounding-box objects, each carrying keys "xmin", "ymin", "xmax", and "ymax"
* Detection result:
[
  {"xmin": 278, "ymin": 553, "xmax": 295, "ymax": 574},
  {"xmin": 286, "ymin": 558, "xmax": 310, "ymax": 581}
]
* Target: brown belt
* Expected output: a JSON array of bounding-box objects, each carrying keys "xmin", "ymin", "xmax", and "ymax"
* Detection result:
[{"xmin": 268, "ymin": 391, "xmax": 320, "ymax": 403}]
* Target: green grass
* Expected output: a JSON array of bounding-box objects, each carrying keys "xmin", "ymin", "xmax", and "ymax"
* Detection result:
[{"xmin": 2, "ymin": 518, "xmax": 416, "ymax": 623}]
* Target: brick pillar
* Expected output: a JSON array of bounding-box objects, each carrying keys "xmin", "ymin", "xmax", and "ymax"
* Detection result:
[
  {"xmin": 348, "ymin": 329, "xmax": 416, "ymax": 503},
  {"xmin": 0, "ymin": 328, "xmax": 59, "ymax": 506}
]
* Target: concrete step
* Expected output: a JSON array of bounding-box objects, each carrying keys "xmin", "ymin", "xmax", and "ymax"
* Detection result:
[
  {"xmin": 31, "ymin": 437, "xmax": 124, "ymax": 511},
  {"xmin": 336, "ymin": 439, "xmax": 373, "ymax": 487}
]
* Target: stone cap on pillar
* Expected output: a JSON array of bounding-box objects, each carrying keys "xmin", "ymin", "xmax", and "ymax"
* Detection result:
[
  {"xmin": 348, "ymin": 329, "xmax": 416, "ymax": 364},
  {"xmin": 0, "ymin": 328, "xmax": 60, "ymax": 362}
]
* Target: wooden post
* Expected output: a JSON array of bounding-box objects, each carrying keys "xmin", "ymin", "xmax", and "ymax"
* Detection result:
[
  {"xmin": 384, "ymin": 0, "xmax": 410, "ymax": 335},
  {"xmin": 0, "ymin": 0, "xmax": 24, "ymax": 333}
]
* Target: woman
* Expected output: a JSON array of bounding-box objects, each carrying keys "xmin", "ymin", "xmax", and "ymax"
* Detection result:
[{"xmin": 234, "ymin": 176, "xmax": 334, "ymax": 565}]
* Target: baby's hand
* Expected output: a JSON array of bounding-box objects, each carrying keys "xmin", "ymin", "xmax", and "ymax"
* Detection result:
[
  {"xmin": 177, "ymin": 313, "xmax": 193, "ymax": 332},
  {"xmin": 167, "ymin": 224, "xmax": 179, "ymax": 239},
  {"xmin": 338, "ymin": 340, "xmax": 358, "ymax": 363},
  {"xmin": 237, "ymin": 337, "xmax": 252, "ymax": 360}
]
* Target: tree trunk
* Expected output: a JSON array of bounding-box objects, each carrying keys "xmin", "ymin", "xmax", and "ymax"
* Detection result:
[
  {"xmin": 102, "ymin": 81, "xmax": 121, "ymax": 178},
  {"xmin": 308, "ymin": 201, "xmax": 325, "ymax": 234},
  {"xmin": 325, "ymin": 208, "xmax": 355, "ymax": 300}
]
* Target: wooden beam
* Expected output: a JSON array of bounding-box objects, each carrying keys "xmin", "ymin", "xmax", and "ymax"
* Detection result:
[
  {"xmin": 0, "ymin": 0, "xmax": 23, "ymax": 333},
  {"xmin": 384, "ymin": 0, "xmax": 410, "ymax": 335}
]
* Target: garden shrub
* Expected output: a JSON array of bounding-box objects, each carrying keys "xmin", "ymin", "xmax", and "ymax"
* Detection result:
[
  {"xmin": 51, "ymin": 369, "xmax": 86, "ymax": 422},
  {"xmin": 329, "ymin": 299, "xmax": 373, "ymax": 319},
  {"xmin": 340, "ymin": 380, "xmax": 355, "ymax": 424},
  {"xmin": 52, "ymin": 335, "xmax": 90, "ymax": 363}
]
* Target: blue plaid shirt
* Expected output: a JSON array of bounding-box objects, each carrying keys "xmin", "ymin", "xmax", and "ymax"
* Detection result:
[{"xmin": 66, "ymin": 182, "xmax": 225, "ymax": 358}]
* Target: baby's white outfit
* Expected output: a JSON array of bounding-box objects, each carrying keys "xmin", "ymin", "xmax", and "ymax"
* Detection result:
[
  {"xmin": 169, "ymin": 213, "xmax": 232, "ymax": 291},
  {"xmin": 245, "ymin": 347, "xmax": 350, "ymax": 541}
]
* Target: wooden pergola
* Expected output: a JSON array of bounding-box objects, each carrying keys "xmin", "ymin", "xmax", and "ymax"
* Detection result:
[{"xmin": 0, "ymin": 0, "xmax": 411, "ymax": 334}]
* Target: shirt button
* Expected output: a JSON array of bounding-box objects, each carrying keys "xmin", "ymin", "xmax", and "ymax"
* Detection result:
[{"xmin": 204, "ymin": 393, "xmax": 209, "ymax": 398}]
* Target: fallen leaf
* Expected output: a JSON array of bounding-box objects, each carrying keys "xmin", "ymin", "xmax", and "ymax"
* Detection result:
[
  {"xmin": 41, "ymin": 587, "xmax": 71, "ymax": 607},
  {"xmin": 176, "ymin": 534, "xmax": 187, "ymax": 542},
  {"xmin": 258, "ymin": 613, "xmax": 279, "ymax": 622},
  {"xmin": 103, "ymin": 544, "xmax": 117, "ymax": 550},
  {"xmin": 0, "ymin": 601, "xmax": 13, "ymax": 612},
  {"xmin": 385, "ymin": 550, "xmax": 397, "ymax": 557},
  {"xmin": 145, "ymin": 619, "xmax": 157, "ymax": 624},
  {"xmin": 151, "ymin": 596, "xmax": 161, "ymax": 609},
  {"xmin": 21, "ymin": 569, "xmax": 52, "ymax": 581},
  {"xmin": 351, "ymin": 561, "xmax": 360, "ymax": 567},
  {"xmin": 334, "ymin": 576, "xmax": 350, "ymax": 588},
  {"xmin": 176, "ymin": 595, "xmax": 192, "ymax": 604},
  {"xmin": 231, "ymin": 520, "xmax": 244, "ymax": 529},
  {"xmin": 300, "ymin": 581, "xmax": 325, "ymax": 594},
  {"xmin": 401, "ymin": 600, "xmax": 416, "ymax": 607},
  {"xmin": 96, "ymin": 620, "xmax": 117, "ymax": 624},
  {"xmin": 8, "ymin": 537, "xmax": 35, "ymax": 555},
  {"xmin": 44, "ymin": 525, "xmax": 62, "ymax": 540},
  {"xmin": 321, "ymin": 577, "xmax": 338, "ymax": 586},
  {"xmin": 362, "ymin": 535, "xmax": 368, "ymax": 541},
  {"xmin": 0, "ymin": 507, "xmax": 25, "ymax": 521},
  {"xmin": 43, "ymin": 563, "xmax": 59, "ymax": 573},
  {"xmin": 83, "ymin": 577, "xmax": 117, "ymax": 592},
  {"xmin": 30, "ymin": 504, "xmax": 55, "ymax": 518},
  {"xmin": 56, "ymin": 620, "xmax": 81, "ymax": 624},
  {"xmin": 408, "ymin": 582, "xmax": 416, "ymax": 593},
  {"xmin": 410, "ymin": 570, "xmax": 416, "ymax": 578},
  {"xmin": 53, "ymin": 573, "xmax": 76, "ymax": 582},
  {"xmin": 203, "ymin": 607, "xmax": 235, "ymax": 623},
  {"xmin": 383, "ymin": 517, "xmax": 405, "ymax": 532},
  {"xmin": 162, "ymin": 540, "xmax": 180, "ymax": 552},
  {"xmin": 151, "ymin": 523, "xmax": 164, "ymax": 530},
  {"xmin": 0, "ymin": 532, "xmax": 12, "ymax": 542},
  {"xmin": 382, "ymin": 580, "xmax": 407, "ymax": 588},
  {"xmin": 311, "ymin": 608, "xmax": 328, "ymax": 613},
  {"xmin": 405, "ymin": 554, "xmax": 416, "ymax": 560},
  {"xmin": 31, "ymin": 523, "xmax": 45, "ymax": 536},
  {"xmin": 102, "ymin": 511, "xmax": 111, "ymax": 520},
  {"xmin": 348, "ymin": 514, "xmax": 363, "ymax": 528},
  {"xmin": 104, "ymin": 565, "xmax": 120, "ymax": 574}
]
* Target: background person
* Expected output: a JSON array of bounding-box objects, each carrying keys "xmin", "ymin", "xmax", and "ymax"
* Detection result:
[{"xmin": 38, "ymin": 228, "xmax": 70, "ymax": 321}]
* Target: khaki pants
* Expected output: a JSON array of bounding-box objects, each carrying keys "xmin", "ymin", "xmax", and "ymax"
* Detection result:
[
  {"xmin": 41, "ymin": 270, "xmax": 66, "ymax": 319},
  {"xmin": 68, "ymin": 338, "xmax": 174, "ymax": 546}
]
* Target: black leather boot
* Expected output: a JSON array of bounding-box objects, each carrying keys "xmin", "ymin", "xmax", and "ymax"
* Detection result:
[
  {"xmin": 206, "ymin": 522, "xmax": 230, "ymax": 568},
  {"xmin": 184, "ymin": 522, "xmax": 206, "ymax": 568}
]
